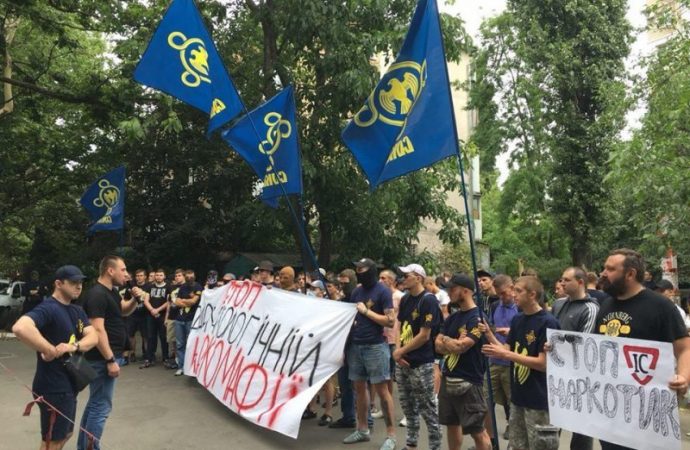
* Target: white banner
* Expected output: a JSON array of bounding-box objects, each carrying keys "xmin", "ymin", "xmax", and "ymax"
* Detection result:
[
  {"xmin": 546, "ymin": 329, "xmax": 681, "ymax": 450},
  {"xmin": 184, "ymin": 281, "xmax": 357, "ymax": 438}
]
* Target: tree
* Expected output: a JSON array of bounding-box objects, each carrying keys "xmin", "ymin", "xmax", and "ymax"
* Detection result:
[
  {"xmin": 0, "ymin": 0, "xmax": 471, "ymax": 276},
  {"xmin": 606, "ymin": 0, "xmax": 690, "ymax": 280},
  {"xmin": 468, "ymin": 1, "xmax": 631, "ymax": 271}
]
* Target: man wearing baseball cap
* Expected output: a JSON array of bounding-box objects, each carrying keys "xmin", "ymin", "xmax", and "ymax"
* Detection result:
[
  {"xmin": 435, "ymin": 273, "xmax": 491, "ymax": 450},
  {"xmin": 342, "ymin": 258, "xmax": 397, "ymax": 450},
  {"xmin": 394, "ymin": 263, "xmax": 442, "ymax": 450},
  {"xmin": 13, "ymin": 265, "xmax": 99, "ymax": 449}
]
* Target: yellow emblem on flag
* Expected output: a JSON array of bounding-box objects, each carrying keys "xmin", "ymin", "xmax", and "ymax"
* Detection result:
[{"xmin": 168, "ymin": 31, "xmax": 211, "ymax": 88}]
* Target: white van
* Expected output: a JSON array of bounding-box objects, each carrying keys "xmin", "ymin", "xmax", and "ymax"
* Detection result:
[{"xmin": 0, "ymin": 279, "xmax": 26, "ymax": 311}]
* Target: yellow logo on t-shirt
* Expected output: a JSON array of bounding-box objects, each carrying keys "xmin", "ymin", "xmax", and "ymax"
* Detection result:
[
  {"xmin": 525, "ymin": 330, "xmax": 536, "ymax": 345},
  {"xmin": 400, "ymin": 321, "xmax": 413, "ymax": 346},
  {"xmin": 514, "ymin": 342, "xmax": 530, "ymax": 384},
  {"xmin": 445, "ymin": 352, "xmax": 459, "ymax": 372},
  {"xmin": 599, "ymin": 312, "xmax": 632, "ymax": 337}
]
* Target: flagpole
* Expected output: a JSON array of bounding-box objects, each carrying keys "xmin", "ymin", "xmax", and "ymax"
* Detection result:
[
  {"xmin": 237, "ymin": 99, "xmax": 323, "ymax": 283},
  {"xmin": 432, "ymin": 0, "xmax": 500, "ymax": 447}
]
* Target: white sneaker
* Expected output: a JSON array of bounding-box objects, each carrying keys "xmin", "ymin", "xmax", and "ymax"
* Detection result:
[
  {"xmin": 174, "ymin": 369, "xmax": 183, "ymax": 376},
  {"xmin": 371, "ymin": 408, "xmax": 384, "ymax": 419},
  {"xmin": 398, "ymin": 416, "xmax": 407, "ymax": 427}
]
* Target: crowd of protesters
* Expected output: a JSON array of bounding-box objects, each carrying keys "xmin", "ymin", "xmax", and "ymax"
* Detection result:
[{"xmin": 9, "ymin": 248, "xmax": 690, "ymax": 450}]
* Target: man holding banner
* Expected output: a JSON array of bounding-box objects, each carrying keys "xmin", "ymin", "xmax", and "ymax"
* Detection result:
[
  {"xmin": 594, "ymin": 248, "xmax": 690, "ymax": 450},
  {"xmin": 343, "ymin": 258, "xmax": 397, "ymax": 450}
]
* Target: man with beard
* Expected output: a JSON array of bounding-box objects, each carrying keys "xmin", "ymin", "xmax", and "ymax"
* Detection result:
[
  {"xmin": 435, "ymin": 273, "xmax": 491, "ymax": 450},
  {"xmin": 341, "ymin": 259, "xmax": 397, "ymax": 450},
  {"xmin": 594, "ymin": 249, "xmax": 690, "ymax": 450},
  {"xmin": 330, "ymin": 269, "xmax": 360, "ymax": 429}
]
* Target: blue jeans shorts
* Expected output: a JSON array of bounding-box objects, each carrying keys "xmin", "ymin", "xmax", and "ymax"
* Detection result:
[{"xmin": 347, "ymin": 342, "xmax": 390, "ymax": 384}]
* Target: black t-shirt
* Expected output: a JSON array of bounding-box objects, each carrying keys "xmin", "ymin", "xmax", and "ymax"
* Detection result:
[
  {"xmin": 177, "ymin": 282, "xmax": 203, "ymax": 322},
  {"xmin": 26, "ymin": 297, "xmax": 90, "ymax": 393},
  {"xmin": 149, "ymin": 283, "xmax": 170, "ymax": 309},
  {"xmin": 348, "ymin": 282, "xmax": 393, "ymax": 345},
  {"xmin": 506, "ymin": 309, "xmax": 560, "ymax": 410},
  {"xmin": 130, "ymin": 282, "xmax": 151, "ymax": 318},
  {"xmin": 595, "ymin": 288, "xmax": 687, "ymax": 341},
  {"xmin": 80, "ymin": 283, "xmax": 128, "ymax": 360},
  {"xmin": 167, "ymin": 284, "xmax": 182, "ymax": 321},
  {"xmin": 397, "ymin": 291, "xmax": 440, "ymax": 368},
  {"xmin": 440, "ymin": 307, "xmax": 486, "ymax": 385}
]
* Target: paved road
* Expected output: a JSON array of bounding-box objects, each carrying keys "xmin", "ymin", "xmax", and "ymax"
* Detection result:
[{"xmin": 1, "ymin": 339, "xmax": 689, "ymax": 450}]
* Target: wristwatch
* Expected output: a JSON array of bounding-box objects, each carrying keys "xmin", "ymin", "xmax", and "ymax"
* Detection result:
[{"xmin": 105, "ymin": 356, "xmax": 116, "ymax": 364}]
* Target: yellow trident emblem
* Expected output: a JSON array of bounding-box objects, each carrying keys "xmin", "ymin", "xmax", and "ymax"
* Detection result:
[
  {"xmin": 354, "ymin": 60, "xmax": 427, "ymax": 129},
  {"xmin": 168, "ymin": 31, "xmax": 210, "ymax": 88},
  {"xmin": 93, "ymin": 179, "xmax": 120, "ymax": 224},
  {"xmin": 259, "ymin": 112, "xmax": 291, "ymax": 172}
]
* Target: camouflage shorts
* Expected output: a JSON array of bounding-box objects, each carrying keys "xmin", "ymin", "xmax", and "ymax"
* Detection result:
[{"xmin": 508, "ymin": 404, "xmax": 550, "ymax": 449}]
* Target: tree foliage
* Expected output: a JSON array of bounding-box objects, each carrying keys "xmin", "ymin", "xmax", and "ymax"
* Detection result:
[
  {"xmin": 468, "ymin": 0, "xmax": 631, "ymax": 274},
  {"xmin": 0, "ymin": 0, "xmax": 470, "ymax": 276},
  {"xmin": 606, "ymin": 0, "xmax": 690, "ymax": 280}
]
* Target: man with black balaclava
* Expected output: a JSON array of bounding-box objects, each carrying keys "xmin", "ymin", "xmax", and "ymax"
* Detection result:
[{"xmin": 341, "ymin": 259, "xmax": 397, "ymax": 450}]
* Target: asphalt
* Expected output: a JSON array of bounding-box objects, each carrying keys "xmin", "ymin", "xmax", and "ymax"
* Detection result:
[{"xmin": 1, "ymin": 339, "xmax": 690, "ymax": 450}]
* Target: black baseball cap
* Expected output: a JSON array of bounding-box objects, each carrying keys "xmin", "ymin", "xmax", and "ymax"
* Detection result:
[
  {"xmin": 476, "ymin": 269, "xmax": 495, "ymax": 279},
  {"xmin": 445, "ymin": 273, "xmax": 475, "ymax": 291},
  {"xmin": 656, "ymin": 279, "xmax": 674, "ymax": 291},
  {"xmin": 353, "ymin": 258, "xmax": 376, "ymax": 270},
  {"xmin": 55, "ymin": 265, "xmax": 87, "ymax": 282}
]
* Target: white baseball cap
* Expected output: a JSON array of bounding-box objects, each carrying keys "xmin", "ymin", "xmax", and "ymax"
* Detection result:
[{"xmin": 399, "ymin": 264, "xmax": 427, "ymax": 278}]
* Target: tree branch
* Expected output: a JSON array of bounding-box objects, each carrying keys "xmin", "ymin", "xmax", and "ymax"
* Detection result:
[{"xmin": 0, "ymin": 75, "xmax": 103, "ymax": 106}]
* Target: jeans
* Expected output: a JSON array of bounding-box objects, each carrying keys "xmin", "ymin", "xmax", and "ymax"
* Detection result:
[
  {"xmin": 175, "ymin": 320, "xmax": 192, "ymax": 370},
  {"xmin": 145, "ymin": 314, "xmax": 168, "ymax": 362},
  {"xmin": 338, "ymin": 364, "xmax": 355, "ymax": 423},
  {"xmin": 77, "ymin": 357, "xmax": 124, "ymax": 450}
]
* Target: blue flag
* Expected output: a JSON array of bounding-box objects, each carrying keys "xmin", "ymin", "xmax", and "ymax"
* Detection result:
[
  {"xmin": 221, "ymin": 86, "xmax": 302, "ymax": 208},
  {"xmin": 80, "ymin": 166, "xmax": 126, "ymax": 234},
  {"xmin": 342, "ymin": 0, "xmax": 458, "ymax": 189},
  {"xmin": 133, "ymin": 0, "xmax": 244, "ymax": 135}
]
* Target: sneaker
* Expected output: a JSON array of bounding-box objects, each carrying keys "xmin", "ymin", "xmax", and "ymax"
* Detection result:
[
  {"xmin": 329, "ymin": 417, "xmax": 356, "ymax": 429},
  {"xmin": 302, "ymin": 409, "xmax": 317, "ymax": 420},
  {"xmin": 174, "ymin": 369, "xmax": 183, "ymax": 376},
  {"xmin": 343, "ymin": 429, "xmax": 371, "ymax": 444},
  {"xmin": 379, "ymin": 437, "xmax": 396, "ymax": 450},
  {"xmin": 139, "ymin": 360, "xmax": 154, "ymax": 369},
  {"xmin": 398, "ymin": 416, "xmax": 407, "ymax": 427},
  {"xmin": 120, "ymin": 358, "xmax": 129, "ymax": 367},
  {"xmin": 318, "ymin": 414, "xmax": 333, "ymax": 426},
  {"xmin": 371, "ymin": 407, "xmax": 383, "ymax": 419}
]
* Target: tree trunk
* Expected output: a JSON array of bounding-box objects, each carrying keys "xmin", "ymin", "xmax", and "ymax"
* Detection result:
[{"xmin": 0, "ymin": 16, "xmax": 19, "ymax": 118}]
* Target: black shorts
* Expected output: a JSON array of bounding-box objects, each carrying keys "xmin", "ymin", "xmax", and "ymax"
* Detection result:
[
  {"xmin": 35, "ymin": 392, "xmax": 76, "ymax": 442},
  {"xmin": 126, "ymin": 313, "xmax": 147, "ymax": 338},
  {"xmin": 438, "ymin": 377, "xmax": 487, "ymax": 434}
]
